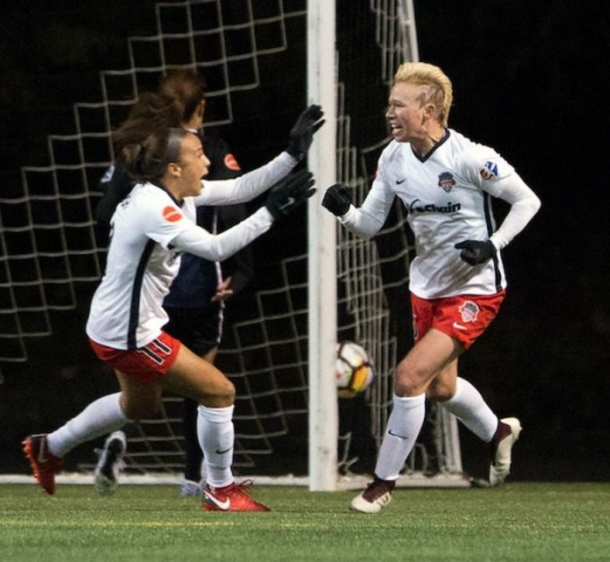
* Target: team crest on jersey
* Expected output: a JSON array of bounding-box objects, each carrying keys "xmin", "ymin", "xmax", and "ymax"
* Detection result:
[
  {"xmin": 480, "ymin": 161, "xmax": 499, "ymax": 180},
  {"xmin": 437, "ymin": 172, "xmax": 456, "ymax": 193},
  {"xmin": 458, "ymin": 300, "xmax": 480, "ymax": 323},
  {"xmin": 224, "ymin": 153, "xmax": 241, "ymax": 171},
  {"xmin": 163, "ymin": 206, "xmax": 183, "ymax": 223}
]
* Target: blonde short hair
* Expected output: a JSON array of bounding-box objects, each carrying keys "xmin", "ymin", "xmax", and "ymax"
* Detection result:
[{"xmin": 394, "ymin": 62, "xmax": 453, "ymax": 128}]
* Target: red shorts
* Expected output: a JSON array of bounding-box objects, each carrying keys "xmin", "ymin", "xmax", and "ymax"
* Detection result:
[
  {"xmin": 411, "ymin": 291, "xmax": 506, "ymax": 350},
  {"xmin": 89, "ymin": 331, "xmax": 181, "ymax": 384}
]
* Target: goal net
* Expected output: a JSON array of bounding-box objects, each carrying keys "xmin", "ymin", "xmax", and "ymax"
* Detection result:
[{"xmin": 0, "ymin": 0, "xmax": 464, "ymax": 486}]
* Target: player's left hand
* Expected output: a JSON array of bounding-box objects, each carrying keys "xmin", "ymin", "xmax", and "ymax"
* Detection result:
[
  {"xmin": 454, "ymin": 240, "xmax": 496, "ymax": 266},
  {"xmin": 212, "ymin": 277, "xmax": 234, "ymax": 302},
  {"xmin": 286, "ymin": 105, "xmax": 325, "ymax": 161},
  {"xmin": 266, "ymin": 169, "xmax": 316, "ymax": 220}
]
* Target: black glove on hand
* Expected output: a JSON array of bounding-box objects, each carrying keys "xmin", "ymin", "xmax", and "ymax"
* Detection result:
[
  {"xmin": 322, "ymin": 184, "xmax": 351, "ymax": 216},
  {"xmin": 266, "ymin": 169, "xmax": 316, "ymax": 220},
  {"xmin": 454, "ymin": 239, "xmax": 497, "ymax": 266},
  {"xmin": 286, "ymin": 104, "xmax": 325, "ymax": 161}
]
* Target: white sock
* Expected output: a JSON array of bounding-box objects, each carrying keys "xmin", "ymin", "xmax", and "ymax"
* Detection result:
[
  {"xmin": 47, "ymin": 392, "xmax": 130, "ymax": 458},
  {"xmin": 374, "ymin": 394, "xmax": 426, "ymax": 481},
  {"xmin": 197, "ymin": 405, "xmax": 234, "ymax": 488},
  {"xmin": 441, "ymin": 377, "xmax": 498, "ymax": 442}
]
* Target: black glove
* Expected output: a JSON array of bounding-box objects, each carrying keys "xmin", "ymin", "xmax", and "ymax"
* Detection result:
[
  {"xmin": 454, "ymin": 239, "xmax": 497, "ymax": 266},
  {"xmin": 266, "ymin": 169, "xmax": 316, "ymax": 220},
  {"xmin": 286, "ymin": 105, "xmax": 325, "ymax": 161},
  {"xmin": 322, "ymin": 184, "xmax": 351, "ymax": 216}
]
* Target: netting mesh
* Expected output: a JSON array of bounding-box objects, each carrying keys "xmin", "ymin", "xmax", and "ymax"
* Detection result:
[{"xmin": 1, "ymin": 0, "xmax": 462, "ymax": 479}]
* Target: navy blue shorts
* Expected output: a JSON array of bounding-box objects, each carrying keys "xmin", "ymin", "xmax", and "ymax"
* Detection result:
[{"xmin": 163, "ymin": 304, "xmax": 223, "ymax": 357}]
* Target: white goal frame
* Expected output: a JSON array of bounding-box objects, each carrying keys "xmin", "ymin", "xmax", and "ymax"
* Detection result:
[{"xmin": 307, "ymin": 0, "xmax": 339, "ymax": 492}]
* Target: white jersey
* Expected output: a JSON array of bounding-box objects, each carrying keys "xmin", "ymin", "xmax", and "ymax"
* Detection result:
[
  {"xmin": 340, "ymin": 130, "xmax": 528, "ymax": 299},
  {"xmin": 87, "ymin": 182, "xmax": 275, "ymax": 349},
  {"xmin": 87, "ymin": 151, "xmax": 296, "ymax": 349}
]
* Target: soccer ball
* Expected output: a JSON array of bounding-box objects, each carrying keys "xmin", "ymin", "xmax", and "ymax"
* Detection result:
[{"xmin": 335, "ymin": 341, "xmax": 374, "ymax": 398}]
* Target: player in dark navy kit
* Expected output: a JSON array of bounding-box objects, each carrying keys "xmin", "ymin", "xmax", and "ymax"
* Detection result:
[
  {"xmin": 323, "ymin": 62, "xmax": 540, "ymax": 512},
  {"xmin": 164, "ymin": 137, "xmax": 253, "ymax": 496},
  {"xmin": 163, "ymin": 141, "xmax": 253, "ymax": 495},
  {"xmin": 159, "ymin": 70, "xmax": 257, "ymax": 496}
]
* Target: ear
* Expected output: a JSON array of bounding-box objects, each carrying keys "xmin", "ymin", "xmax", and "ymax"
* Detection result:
[
  {"xmin": 422, "ymin": 103, "xmax": 438, "ymax": 122},
  {"xmin": 168, "ymin": 162, "xmax": 182, "ymax": 177}
]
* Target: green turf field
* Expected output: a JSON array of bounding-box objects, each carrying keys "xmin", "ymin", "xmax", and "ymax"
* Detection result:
[{"xmin": 1, "ymin": 483, "xmax": 609, "ymax": 561}]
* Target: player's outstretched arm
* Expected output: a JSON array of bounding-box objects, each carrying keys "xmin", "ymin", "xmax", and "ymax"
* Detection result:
[
  {"xmin": 322, "ymin": 181, "xmax": 392, "ymax": 240},
  {"xmin": 195, "ymin": 105, "xmax": 324, "ymax": 207},
  {"xmin": 173, "ymin": 170, "xmax": 315, "ymax": 262}
]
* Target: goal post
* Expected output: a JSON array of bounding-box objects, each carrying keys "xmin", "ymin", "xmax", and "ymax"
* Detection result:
[{"xmin": 307, "ymin": 0, "xmax": 339, "ymax": 492}]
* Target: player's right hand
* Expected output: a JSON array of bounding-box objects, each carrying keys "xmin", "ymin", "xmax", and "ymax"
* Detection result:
[{"xmin": 322, "ymin": 184, "xmax": 351, "ymax": 216}]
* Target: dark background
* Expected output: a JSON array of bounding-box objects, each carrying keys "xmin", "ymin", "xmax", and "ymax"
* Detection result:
[{"xmin": 1, "ymin": 0, "xmax": 609, "ymax": 480}]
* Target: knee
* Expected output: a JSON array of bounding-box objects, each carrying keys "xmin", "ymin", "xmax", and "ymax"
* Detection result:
[
  {"xmin": 200, "ymin": 377, "xmax": 236, "ymax": 408},
  {"xmin": 426, "ymin": 380, "xmax": 455, "ymax": 403},
  {"xmin": 394, "ymin": 361, "xmax": 426, "ymax": 397},
  {"xmin": 217, "ymin": 378, "xmax": 236, "ymax": 404}
]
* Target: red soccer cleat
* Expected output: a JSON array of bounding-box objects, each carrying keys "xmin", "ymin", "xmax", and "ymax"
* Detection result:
[
  {"xmin": 202, "ymin": 480, "xmax": 270, "ymax": 512},
  {"xmin": 22, "ymin": 434, "xmax": 63, "ymax": 495}
]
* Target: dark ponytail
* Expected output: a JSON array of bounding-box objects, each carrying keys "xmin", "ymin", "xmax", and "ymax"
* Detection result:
[
  {"xmin": 119, "ymin": 127, "xmax": 187, "ymax": 184},
  {"xmin": 112, "ymin": 92, "xmax": 184, "ymax": 183}
]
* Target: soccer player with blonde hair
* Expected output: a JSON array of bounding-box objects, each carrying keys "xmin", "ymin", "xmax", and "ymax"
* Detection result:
[{"xmin": 323, "ymin": 61, "xmax": 541, "ymax": 512}]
